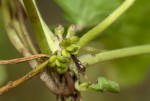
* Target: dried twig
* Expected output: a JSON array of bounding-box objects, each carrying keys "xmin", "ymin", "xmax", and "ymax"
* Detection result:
[
  {"xmin": 0, "ymin": 60, "xmax": 49, "ymax": 95},
  {"xmin": 0, "ymin": 54, "xmax": 49, "ymax": 64}
]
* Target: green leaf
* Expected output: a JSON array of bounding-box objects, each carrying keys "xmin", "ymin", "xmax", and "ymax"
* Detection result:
[
  {"xmin": 54, "ymin": 0, "xmax": 120, "ymax": 28},
  {"xmin": 89, "ymin": 77, "xmax": 120, "ymax": 93},
  {"xmin": 94, "ymin": 0, "xmax": 150, "ymax": 87}
]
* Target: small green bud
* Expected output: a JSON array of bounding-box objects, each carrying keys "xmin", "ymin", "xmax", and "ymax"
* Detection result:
[
  {"xmin": 56, "ymin": 66, "xmax": 68, "ymax": 74},
  {"xmin": 56, "ymin": 68, "xmax": 63, "ymax": 74},
  {"xmin": 61, "ymin": 49, "xmax": 68, "ymax": 56},
  {"xmin": 55, "ymin": 59, "xmax": 61, "ymax": 67},
  {"xmin": 66, "ymin": 44, "xmax": 79, "ymax": 53},
  {"xmin": 61, "ymin": 64, "xmax": 68, "ymax": 69},
  {"xmin": 70, "ymin": 36, "xmax": 79, "ymax": 43},
  {"xmin": 60, "ymin": 39, "xmax": 71, "ymax": 48},
  {"xmin": 49, "ymin": 62, "xmax": 56, "ymax": 67},
  {"xmin": 55, "ymin": 25, "xmax": 64, "ymax": 35},
  {"xmin": 80, "ymin": 82, "xmax": 89, "ymax": 87},
  {"xmin": 57, "ymin": 56, "xmax": 65, "ymax": 63},
  {"xmin": 65, "ymin": 46, "xmax": 75, "ymax": 52},
  {"xmin": 61, "ymin": 49, "xmax": 70, "ymax": 58},
  {"xmin": 66, "ymin": 25, "xmax": 76, "ymax": 38},
  {"xmin": 70, "ymin": 44, "xmax": 79, "ymax": 50},
  {"xmin": 72, "ymin": 50, "xmax": 79, "ymax": 55},
  {"xmin": 49, "ymin": 55, "xmax": 57, "ymax": 63},
  {"xmin": 58, "ymin": 56, "xmax": 69, "ymax": 63}
]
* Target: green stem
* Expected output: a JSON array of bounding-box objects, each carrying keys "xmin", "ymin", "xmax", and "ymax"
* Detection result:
[
  {"xmin": 23, "ymin": 0, "xmax": 59, "ymax": 54},
  {"xmin": 79, "ymin": 45, "xmax": 150, "ymax": 67},
  {"xmin": 78, "ymin": 0, "xmax": 135, "ymax": 48}
]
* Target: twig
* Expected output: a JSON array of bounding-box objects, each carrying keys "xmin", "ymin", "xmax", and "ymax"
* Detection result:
[
  {"xmin": 0, "ymin": 60, "xmax": 49, "ymax": 95},
  {"xmin": 0, "ymin": 54, "xmax": 49, "ymax": 64}
]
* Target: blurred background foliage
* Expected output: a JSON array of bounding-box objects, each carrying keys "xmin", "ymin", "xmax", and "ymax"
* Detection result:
[{"xmin": 0, "ymin": 0, "xmax": 150, "ymax": 101}]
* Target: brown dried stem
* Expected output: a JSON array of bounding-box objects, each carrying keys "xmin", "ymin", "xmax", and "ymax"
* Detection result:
[
  {"xmin": 0, "ymin": 60, "xmax": 49, "ymax": 95},
  {"xmin": 0, "ymin": 54, "xmax": 49, "ymax": 64}
]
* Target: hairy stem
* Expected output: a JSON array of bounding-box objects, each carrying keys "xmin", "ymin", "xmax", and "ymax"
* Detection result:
[
  {"xmin": 0, "ymin": 60, "xmax": 49, "ymax": 95},
  {"xmin": 78, "ymin": 45, "xmax": 150, "ymax": 67},
  {"xmin": 78, "ymin": 0, "xmax": 135, "ymax": 48}
]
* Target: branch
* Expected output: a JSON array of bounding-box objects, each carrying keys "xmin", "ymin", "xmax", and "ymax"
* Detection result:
[
  {"xmin": 78, "ymin": 0, "xmax": 135, "ymax": 48},
  {"xmin": 1, "ymin": 0, "xmax": 59, "ymax": 95},
  {"xmin": 1, "ymin": 0, "xmax": 74, "ymax": 96},
  {"xmin": 78, "ymin": 45, "xmax": 150, "ymax": 67},
  {"xmin": 0, "ymin": 54, "xmax": 49, "ymax": 64},
  {"xmin": 0, "ymin": 60, "xmax": 49, "ymax": 95}
]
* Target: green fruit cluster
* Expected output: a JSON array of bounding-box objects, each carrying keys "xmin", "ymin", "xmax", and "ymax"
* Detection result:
[
  {"xmin": 60, "ymin": 36, "xmax": 80, "ymax": 57},
  {"xmin": 48, "ymin": 36, "xmax": 80, "ymax": 74},
  {"xmin": 49, "ymin": 55, "xmax": 69, "ymax": 74}
]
